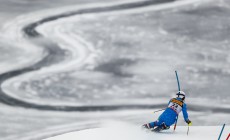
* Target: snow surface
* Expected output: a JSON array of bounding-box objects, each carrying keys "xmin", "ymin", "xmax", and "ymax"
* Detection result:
[
  {"xmin": 1, "ymin": 0, "xmax": 230, "ymax": 139},
  {"xmin": 44, "ymin": 121, "xmax": 230, "ymax": 140},
  {"xmin": 1, "ymin": 0, "xmax": 211, "ymax": 106}
]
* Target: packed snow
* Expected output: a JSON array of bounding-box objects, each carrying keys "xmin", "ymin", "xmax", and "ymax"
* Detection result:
[
  {"xmin": 44, "ymin": 121, "xmax": 230, "ymax": 140},
  {"xmin": 1, "ymin": 0, "xmax": 230, "ymax": 139}
]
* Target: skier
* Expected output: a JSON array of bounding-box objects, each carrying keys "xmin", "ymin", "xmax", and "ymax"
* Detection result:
[{"xmin": 143, "ymin": 91, "xmax": 192, "ymax": 131}]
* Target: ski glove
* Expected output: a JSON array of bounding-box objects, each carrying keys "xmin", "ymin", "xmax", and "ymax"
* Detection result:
[{"xmin": 186, "ymin": 119, "xmax": 192, "ymax": 126}]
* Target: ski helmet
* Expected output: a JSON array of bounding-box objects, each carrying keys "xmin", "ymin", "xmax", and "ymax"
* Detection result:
[{"xmin": 176, "ymin": 91, "xmax": 185, "ymax": 100}]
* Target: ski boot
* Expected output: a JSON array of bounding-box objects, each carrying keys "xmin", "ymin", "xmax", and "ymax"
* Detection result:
[
  {"xmin": 142, "ymin": 123, "xmax": 151, "ymax": 129},
  {"xmin": 153, "ymin": 123, "xmax": 170, "ymax": 132}
]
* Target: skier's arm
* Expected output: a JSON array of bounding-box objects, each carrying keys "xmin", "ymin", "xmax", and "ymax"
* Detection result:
[
  {"xmin": 182, "ymin": 103, "xmax": 192, "ymax": 125},
  {"xmin": 182, "ymin": 103, "xmax": 189, "ymax": 121}
]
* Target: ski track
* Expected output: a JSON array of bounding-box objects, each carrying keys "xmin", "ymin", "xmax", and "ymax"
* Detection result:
[{"xmin": 0, "ymin": 0, "xmax": 218, "ymax": 112}]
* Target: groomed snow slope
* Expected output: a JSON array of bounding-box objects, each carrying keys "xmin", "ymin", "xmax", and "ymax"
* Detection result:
[{"xmin": 44, "ymin": 122, "xmax": 230, "ymax": 140}]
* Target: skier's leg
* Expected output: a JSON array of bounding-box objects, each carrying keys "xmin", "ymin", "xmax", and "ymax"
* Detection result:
[
  {"xmin": 160, "ymin": 112, "xmax": 177, "ymax": 128},
  {"xmin": 143, "ymin": 120, "xmax": 163, "ymax": 129},
  {"xmin": 150, "ymin": 120, "xmax": 163, "ymax": 128},
  {"xmin": 156, "ymin": 115, "xmax": 171, "ymax": 130}
]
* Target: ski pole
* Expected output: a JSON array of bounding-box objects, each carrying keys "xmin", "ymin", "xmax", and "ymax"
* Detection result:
[
  {"xmin": 175, "ymin": 71, "xmax": 181, "ymax": 91},
  {"xmin": 187, "ymin": 125, "xmax": 190, "ymax": 135},
  {"xmin": 218, "ymin": 124, "xmax": 226, "ymax": 140},
  {"xmin": 226, "ymin": 133, "xmax": 230, "ymax": 140},
  {"xmin": 174, "ymin": 71, "xmax": 180, "ymax": 132},
  {"xmin": 153, "ymin": 108, "xmax": 166, "ymax": 113},
  {"xmin": 173, "ymin": 116, "xmax": 178, "ymax": 131}
]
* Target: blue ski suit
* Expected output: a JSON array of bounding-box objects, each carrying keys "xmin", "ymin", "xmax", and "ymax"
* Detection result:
[{"xmin": 149, "ymin": 97, "xmax": 189, "ymax": 128}]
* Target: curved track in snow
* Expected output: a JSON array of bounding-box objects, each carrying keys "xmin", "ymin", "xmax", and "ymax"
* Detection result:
[
  {"xmin": 0, "ymin": 0, "xmax": 175, "ymax": 111},
  {"xmin": 0, "ymin": 0, "xmax": 224, "ymax": 113}
]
